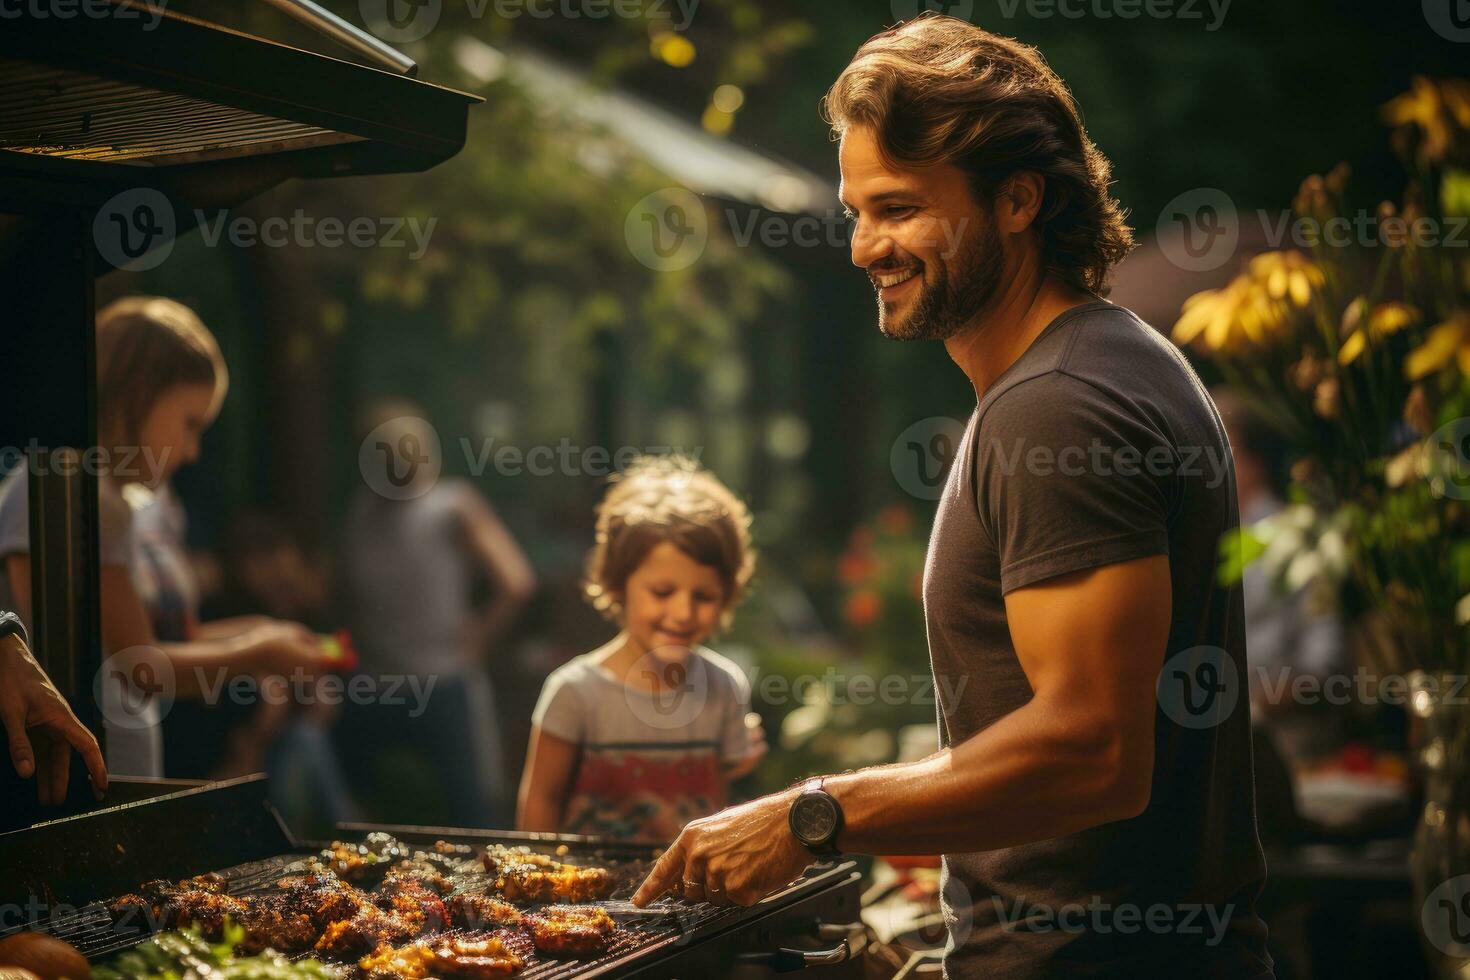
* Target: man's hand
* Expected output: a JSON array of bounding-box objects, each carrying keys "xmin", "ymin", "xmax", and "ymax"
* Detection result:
[
  {"xmin": 0, "ymin": 634, "xmax": 108, "ymax": 805},
  {"xmin": 632, "ymin": 788, "xmax": 813, "ymax": 907}
]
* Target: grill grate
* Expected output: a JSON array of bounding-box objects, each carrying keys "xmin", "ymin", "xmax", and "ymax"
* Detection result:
[
  {"xmin": 24, "ymin": 837, "xmax": 750, "ymax": 978},
  {"xmin": 0, "ymin": 59, "xmax": 360, "ymax": 165}
]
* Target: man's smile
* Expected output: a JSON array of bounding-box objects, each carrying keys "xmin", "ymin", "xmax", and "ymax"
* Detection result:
[{"xmin": 872, "ymin": 265, "xmax": 921, "ymax": 298}]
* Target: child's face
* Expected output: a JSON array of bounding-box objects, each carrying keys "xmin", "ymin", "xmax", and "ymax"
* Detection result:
[
  {"xmin": 135, "ymin": 383, "xmax": 216, "ymax": 487},
  {"xmin": 619, "ymin": 541, "xmax": 727, "ymax": 659}
]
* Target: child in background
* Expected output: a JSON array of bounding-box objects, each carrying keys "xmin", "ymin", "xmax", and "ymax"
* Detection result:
[{"xmin": 518, "ymin": 456, "xmax": 766, "ymax": 842}]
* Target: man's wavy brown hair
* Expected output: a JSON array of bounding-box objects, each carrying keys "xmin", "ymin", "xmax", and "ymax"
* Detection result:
[{"xmin": 823, "ymin": 13, "xmax": 1134, "ymax": 296}]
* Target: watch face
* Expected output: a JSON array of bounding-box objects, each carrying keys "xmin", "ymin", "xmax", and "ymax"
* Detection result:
[{"xmin": 791, "ymin": 793, "xmax": 838, "ymax": 846}]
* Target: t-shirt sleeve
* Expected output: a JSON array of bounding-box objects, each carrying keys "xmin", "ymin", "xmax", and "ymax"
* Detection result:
[
  {"xmin": 531, "ymin": 665, "xmax": 586, "ymax": 744},
  {"xmin": 977, "ymin": 372, "xmax": 1172, "ymax": 594},
  {"xmin": 0, "ymin": 473, "xmax": 133, "ymax": 567},
  {"xmin": 717, "ymin": 661, "xmax": 754, "ymax": 764}
]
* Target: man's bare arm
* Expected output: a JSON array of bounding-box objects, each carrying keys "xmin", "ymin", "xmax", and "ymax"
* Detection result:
[{"xmin": 828, "ymin": 555, "xmax": 1169, "ymax": 855}]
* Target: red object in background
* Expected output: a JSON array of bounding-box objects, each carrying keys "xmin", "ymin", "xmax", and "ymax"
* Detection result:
[
  {"xmin": 1340, "ymin": 742, "xmax": 1375, "ymax": 774},
  {"xmin": 319, "ymin": 629, "xmax": 360, "ymax": 673}
]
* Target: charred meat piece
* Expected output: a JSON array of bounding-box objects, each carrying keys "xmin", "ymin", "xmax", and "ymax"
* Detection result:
[
  {"xmin": 523, "ymin": 904, "xmax": 617, "ymax": 957},
  {"xmin": 478, "ymin": 845, "xmax": 558, "ymax": 876},
  {"xmin": 274, "ymin": 870, "xmax": 375, "ymax": 929},
  {"xmin": 496, "ymin": 863, "xmax": 615, "ymax": 904},
  {"xmin": 314, "ymin": 903, "xmax": 417, "ymax": 959},
  {"xmin": 318, "ymin": 833, "xmax": 406, "ymax": 883},
  {"xmin": 159, "ymin": 888, "xmax": 251, "ymax": 940},
  {"xmin": 375, "ymin": 872, "xmax": 449, "ymax": 935},
  {"xmin": 447, "ymin": 892, "xmax": 523, "ymax": 930},
  {"xmin": 235, "ymin": 893, "xmax": 320, "ymax": 955},
  {"xmin": 359, "ymin": 935, "xmax": 525, "ymax": 979}
]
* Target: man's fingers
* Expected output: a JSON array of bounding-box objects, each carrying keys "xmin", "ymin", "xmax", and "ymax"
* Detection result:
[
  {"xmin": 60, "ymin": 717, "xmax": 108, "ymax": 796},
  {"xmin": 632, "ymin": 840, "xmax": 684, "ymax": 906},
  {"xmin": 2, "ymin": 701, "xmax": 35, "ymax": 780},
  {"xmin": 45, "ymin": 737, "xmax": 70, "ymax": 807}
]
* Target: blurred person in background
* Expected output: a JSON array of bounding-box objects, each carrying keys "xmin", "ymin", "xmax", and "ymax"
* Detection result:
[
  {"xmin": 0, "ymin": 296, "xmax": 326, "ymax": 777},
  {"xmin": 336, "ymin": 400, "xmax": 536, "ymax": 828},
  {"xmin": 1214, "ymin": 387, "xmax": 1348, "ymax": 769},
  {"xmin": 131, "ymin": 489, "xmax": 358, "ymax": 833}
]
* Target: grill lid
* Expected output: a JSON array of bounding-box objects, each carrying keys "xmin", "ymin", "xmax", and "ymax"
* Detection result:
[{"xmin": 0, "ymin": 0, "xmax": 480, "ymax": 207}]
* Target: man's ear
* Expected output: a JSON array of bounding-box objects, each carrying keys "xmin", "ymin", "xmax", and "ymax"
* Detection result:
[{"xmin": 996, "ymin": 171, "xmax": 1046, "ymax": 234}]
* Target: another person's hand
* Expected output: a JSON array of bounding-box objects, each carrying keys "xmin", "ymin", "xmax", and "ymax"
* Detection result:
[
  {"xmin": 0, "ymin": 632, "xmax": 108, "ymax": 804},
  {"xmin": 246, "ymin": 621, "xmax": 328, "ymax": 677},
  {"xmin": 724, "ymin": 713, "xmax": 768, "ymax": 781},
  {"xmin": 632, "ymin": 788, "xmax": 812, "ymax": 907}
]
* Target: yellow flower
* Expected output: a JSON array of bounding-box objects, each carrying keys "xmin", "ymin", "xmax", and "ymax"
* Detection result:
[
  {"xmin": 1172, "ymin": 251, "xmax": 1321, "ymax": 354},
  {"xmin": 1382, "ymin": 77, "xmax": 1470, "ymax": 168},
  {"xmin": 1406, "ymin": 312, "xmax": 1470, "ymax": 379},
  {"xmin": 1338, "ymin": 301, "xmax": 1420, "ymax": 365},
  {"xmin": 1250, "ymin": 251, "xmax": 1323, "ymax": 309}
]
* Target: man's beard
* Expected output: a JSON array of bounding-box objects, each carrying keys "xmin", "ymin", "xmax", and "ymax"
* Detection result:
[{"xmin": 877, "ymin": 214, "xmax": 1003, "ymax": 341}]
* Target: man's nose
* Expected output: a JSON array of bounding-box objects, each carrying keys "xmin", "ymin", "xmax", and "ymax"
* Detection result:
[{"xmin": 849, "ymin": 216, "xmax": 892, "ymax": 271}]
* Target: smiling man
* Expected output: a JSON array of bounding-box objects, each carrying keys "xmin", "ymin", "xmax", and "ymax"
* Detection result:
[{"xmin": 633, "ymin": 13, "xmax": 1271, "ymax": 978}]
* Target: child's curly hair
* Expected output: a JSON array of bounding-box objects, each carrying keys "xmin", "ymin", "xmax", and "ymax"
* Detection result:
[{"xmin": 583, "ymin": 455, "xmax": 755, "ymax": 628}]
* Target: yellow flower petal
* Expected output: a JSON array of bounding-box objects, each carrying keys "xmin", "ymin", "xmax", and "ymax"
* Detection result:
[{"xmin": 1338, "ymin": 329, "xmax": 1368, "ymax": 366}]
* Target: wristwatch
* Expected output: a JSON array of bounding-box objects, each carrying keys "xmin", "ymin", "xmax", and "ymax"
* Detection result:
[{"xmin": 788, "ymin": 777, "xmax": 844, "ymax": 859}]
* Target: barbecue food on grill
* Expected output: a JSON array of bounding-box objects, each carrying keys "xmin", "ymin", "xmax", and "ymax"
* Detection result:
[
  {"xmin": 235, "ymin": 894, "xmax": 321, "ymax": 955},
  {"xmin": 523, "ymin": 905, "xmax": 617, "ymax": 957},
  {"xmin": 272, "ymin": 871, "xmax": 372, "ymax": 930},
  {"xmin": 446, "ymin": 892, "xmax": 523, "ymax": 930},
  {"xmin": 94, "ymin": 925, "xmax": 337, "ymax": 979},
  {"xmin": 375, "ymin": 872, "xmax": 449, "ymax": 935},
  {"xmin": 313, "ymin": 903, "xmax": 417, "ymax": 959},
  {"xmin": 0, "ymin": 932, "xmax": 89, "ymax": 980},
  {"xmin": 478, "ymin": 845, "xmax": 559, "ymax": 876},
  {"xmin": 495, "ymin": 862, "xmax": 615, "ymax": 904},
  {"xmin": 108, "ymin": 873, "xmax": 246, "ymax": 939},
  {"xmin": 359, "ymin": 935, "xmax": 525, "ymax": 979},
  {"xmin": 316, "ymin": 833, "xmax": 406, "ymax": 883}
]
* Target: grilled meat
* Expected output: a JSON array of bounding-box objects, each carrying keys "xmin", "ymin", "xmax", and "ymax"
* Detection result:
[
  {"xmin": 523, "ymin": 904, "xmax": 617, "ymax": 957},
  {"xmin": 314, "ymin": 903, "xmax": 418, "ymax": 958},
  {"xmin": 235, "ymin": 893, "xmax": 320, "ymax": 955},
  {"xmin": 273, "ymin": 870, "xmax": 373, "ymax": 929},
  {"xmin": 478, "ymin": 845, "xmax": 559, "ymax": 876},
  {"xmin": 164, "ymin": 889, "xmax": 251, "ymax": 939},
  {"xmin": 359, "ymin": 934, "xmax": 525, "ymax": 979},
  {"xmin": 496, "ymin": 863, "xmax": 615, "ymax": 904},
  {"xmin": 447, "ymin": 892, "xmax": 523, "ymax": 930},
  {"xmin": 375, "ymin": 875, "xmax": 448, "ymax": 936},
  {"xmin": 317, "ymin": 833, "xmax": 406, "ymax": 883}
]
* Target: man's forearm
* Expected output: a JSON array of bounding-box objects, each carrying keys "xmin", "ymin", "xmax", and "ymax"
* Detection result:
[{"xmin": 827, "ymin": 698, "xmax": 1150, "ymax": 856}]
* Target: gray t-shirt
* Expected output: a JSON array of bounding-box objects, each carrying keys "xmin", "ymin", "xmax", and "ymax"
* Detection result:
[
  {"xmin": 532, "ymin": 646, "xmax": 753, "ymax": 842},
  {"xmin": 923, "ymin": 301, "xmax": 1271, "ymax": 978},
  {"xmin": 0, "ymin": 466, "xmax": 162, "ymax": 777}
]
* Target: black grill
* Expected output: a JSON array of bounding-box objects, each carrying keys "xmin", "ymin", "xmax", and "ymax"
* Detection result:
[{"xmin": 0, "ymin": 777, "xmax": 864, "ymax": 978}]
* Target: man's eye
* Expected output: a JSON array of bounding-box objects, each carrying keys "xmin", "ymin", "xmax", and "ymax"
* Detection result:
[{"xmin": 885, "ymin": 205, "xmax": 915, "ymax": 218}]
